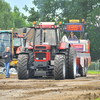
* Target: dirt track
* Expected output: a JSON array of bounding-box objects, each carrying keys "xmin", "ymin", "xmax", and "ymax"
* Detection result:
[{"xmin": 0, "ymin": 74, "xmax": 100, "ymax": 100}]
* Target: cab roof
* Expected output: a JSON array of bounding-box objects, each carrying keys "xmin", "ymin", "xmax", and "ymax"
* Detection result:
[
  {"xmin": 39, "ymin": 22, "xmax": 55, "ymax": 25},
  {"xmin": 0, "ymin": 30, "xmax": 12, "ymax": 33}
]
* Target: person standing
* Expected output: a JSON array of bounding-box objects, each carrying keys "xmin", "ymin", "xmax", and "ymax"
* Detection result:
[{"xmin": 2, "ymin": 47, "xmax": 13, "ymax": 78}]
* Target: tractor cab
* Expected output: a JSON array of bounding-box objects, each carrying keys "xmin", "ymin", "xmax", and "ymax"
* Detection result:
[
  {"xmin": 0, "ymin": 30, "xmax": 13, "ymax": 59},
  {"xmin": 13, "ymin": 32, "xmax": 24, "ymax": 58},
  {"xmin": 0, "ymin": 29, "xmax": 17, "ymax": 68},
  {"xmin": 33, "ymin": 22, "xmax": 60, "ymax": 71}
]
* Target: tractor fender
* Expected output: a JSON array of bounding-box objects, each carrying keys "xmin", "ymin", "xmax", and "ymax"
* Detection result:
[
  {"xmin": 19, "ymin": 52, "xmax": 30, "ymax": 61},
  {"xmin": 60, "ymin": 42, "xmax": 70, "ymax": 50},
  {"xmin": 56, "ymin": 52, "xmax": 66, "ymax": 55},
  {"xmin": 19, "ymin": 52, "xmax": 29, "ymax": 56}
]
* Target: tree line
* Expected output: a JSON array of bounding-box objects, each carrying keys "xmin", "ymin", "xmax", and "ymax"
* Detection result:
[
  {"xmin": 0, "ymin": 0, "xmax": 33, "ymax": 31},
  {"xmin": 0, "ymin": 0, "xmax": 100, "ymax": 60}
]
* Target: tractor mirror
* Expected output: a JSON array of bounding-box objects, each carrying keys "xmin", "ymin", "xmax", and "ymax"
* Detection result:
[
  {"xmin": 85, "ymin": 33, "xmax": 89, "ymax": 40},
  {"xmin": 23, "ymin": 28, "xmax": 27, "ymax": 33},
  {"xmin": 24, "ymin": 37, "xmax": 27, "ymax": 40},
  {"xmin": 23, "ymin": 37, "xmax": 27, "ymax": 47}
]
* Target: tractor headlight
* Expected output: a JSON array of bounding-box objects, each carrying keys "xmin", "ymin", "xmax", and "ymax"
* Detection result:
[
  {"xmin": 36, "ymin": 58, "xmax": 39, "ymax": 60},
  {"xmin": 51, "ymin": 25, "xmax": 54, "ymax": 28},
  {"xmin": 43, "ymin": 58, "xmax": 46, "ymax": 60}
]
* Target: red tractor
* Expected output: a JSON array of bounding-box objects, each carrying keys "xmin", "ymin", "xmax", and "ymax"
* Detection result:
[{"xmin": 17, "ymin": 20, "xmax": 91, "ymax": 80}]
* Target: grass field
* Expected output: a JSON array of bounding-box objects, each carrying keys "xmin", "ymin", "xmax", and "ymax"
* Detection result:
[
  {"xmin": 95, "ymin": 98, "xmax": 100, "ymax": 100},
  {"xmin": 0, "ymin": 74, "xmax": 5, "ymax": 75},
  {"xmin": 88, "ymin": 70, "xmax": 100, "ymax": 74},
  {"xmin": 1, "ymin": 71, "xmax": 100, "ymax": 75}
]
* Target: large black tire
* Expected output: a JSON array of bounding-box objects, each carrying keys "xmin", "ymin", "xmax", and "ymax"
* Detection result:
[
  {"xmin": 27, "ymin": 50, "xmax": 35, "ymax": 78},
  {"xmin": 29, "ymin": 69, "xmax": 35, "ymax": 78},
  {"xmin": 84, "ymin": 60, "xmax": 88, "ymax": 77},
  {"xmin": 69, "ymin": 47, "xmax": 76, "ymax": 79},
  {"xmin": 65, "ymin": 49, "xmax": 69, "ymax": 79},
  {"xmin": 80, "ymin": 60, "xmax": 88, "ymax": 77},
  {"xmin": 0, "ymin": 59, "xmax": 5, "ymax": 74},
  {"xmin": 54, "ymin": 55, "xmax": 66, "ymax": 80},
  {"xmin": 17, "ymin": 54, "xmax": 29, "ymax": 79},
  {"xmin": 84, "ymin": 67, "xmax": 88, "ymax": 77},
  {"xmin": 0, "ymin": 59, "xmax": 4, "ymax": 67},
  {"xmin": 80, "ymin": 67, "xmax": 85, "ymax": 77}
]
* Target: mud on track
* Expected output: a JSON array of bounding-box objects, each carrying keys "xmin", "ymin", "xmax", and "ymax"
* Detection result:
[{"xmin": 0, "ymin": 74, "xmax": 100, "ymax": 100}]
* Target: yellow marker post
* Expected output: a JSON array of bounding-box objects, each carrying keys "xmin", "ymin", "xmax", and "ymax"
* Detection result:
[{"xmin": 11, "ymin": 28, "xmax": 14, "ymax": 55}]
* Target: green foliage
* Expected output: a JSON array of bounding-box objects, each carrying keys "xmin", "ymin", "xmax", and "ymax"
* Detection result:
[
  {"xmin": 12, "ymin": 6, "xmax": 28, "ymax": 29},
  {"xmin": 0, "ymin": 0, "xmax": 13, "ymax": 29},
  {"xmin": 31, "ymin": 0, "xmax": 100, "ymax": 60},
  {"xmin": 88, "ymin": 71, "xmax": 100, "ymax": 74},
  {"xmin": 23, "ymin": 5, "xmax": 39, "ymax": 22},
  {"xmin": 95, "ymin": 98, "xmax": 100, "ymax": 100},
  {"xmin": 0, "ymin": 0, "xmax": 33, "ymax": 30}
]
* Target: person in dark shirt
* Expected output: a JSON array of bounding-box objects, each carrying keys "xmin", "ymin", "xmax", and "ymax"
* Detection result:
[
  {"xmin": 68, "ymin": 32, "xmax": 78, "ymax": 39},
  {"xmin": 2, "ymin": 47, "xmax": 13, "ymax": 78}
]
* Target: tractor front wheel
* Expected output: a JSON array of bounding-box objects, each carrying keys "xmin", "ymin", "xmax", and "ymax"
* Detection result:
[
  {"xmin": 65, "ymin": 49, "xmax": 69, "ymax": 79},
  {"xmin": 80, "ymin": 67, "xmax": 85, "ymax": 77},
  {"xmin": 28, "ymin": 50, "xmax": 35, "ymax": 78},
  {"xmin": 69, "ymin": 47, "xmax": 76, "ymax": 79},
  {"xmin": 84, "ymin": 60, "xmax": 88, "ymax": 77},
  {"xmin": 17, "ymin": 54, "xmax": 29, "ymax": 79},
  {"xmin": 81, "ymin": 60, "xmax": 88, "ymax": 77},
  {"xmin": 54, "ymin": 54, "xmax": 66, "ymax": 80}
]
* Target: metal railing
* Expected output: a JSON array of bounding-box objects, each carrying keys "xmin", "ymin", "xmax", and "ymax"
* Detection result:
[{"xmin": 88, "ymin": 60, "xmax": 100, "ymax": 73}]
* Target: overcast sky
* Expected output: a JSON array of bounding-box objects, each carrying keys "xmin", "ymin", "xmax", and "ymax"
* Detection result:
[{"xmin": 5, "ymin": 0, "xmax": 35, "ymax": 16}]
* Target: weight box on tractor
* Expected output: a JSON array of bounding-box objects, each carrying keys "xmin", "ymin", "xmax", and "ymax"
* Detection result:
[{"xmin": 17, "ymin": 20, "xmax": 91, "ymax": 80}]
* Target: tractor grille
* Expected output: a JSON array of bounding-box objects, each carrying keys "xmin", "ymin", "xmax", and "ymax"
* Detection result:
[
  {"xmin": 35, "ymin": 46, "xmax": 46, "ymax": 50},
  {"xmin": 35, "ymin": 53, "xmax": 46, "ymax": 60}
]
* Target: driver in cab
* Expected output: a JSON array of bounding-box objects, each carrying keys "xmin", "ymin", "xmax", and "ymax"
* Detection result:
[{"xmin": 68, "ymin": 32, "xmax": 78, "ymax": 39}]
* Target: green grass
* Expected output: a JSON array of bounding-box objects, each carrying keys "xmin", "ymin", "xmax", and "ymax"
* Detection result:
[
  {"xmin": 88, "ymin": 70, "xmax": 100, "ymax": 74},
  {"xmin": 0, "ymin": 74, "xmax": 5, "ymax": 75},
  {"xmin": 94, "ymin": 98, "xmax": 100, "ymax": 100}
]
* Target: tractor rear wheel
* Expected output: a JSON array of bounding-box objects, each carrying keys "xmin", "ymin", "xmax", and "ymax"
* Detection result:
[
  {"xmin": 84, "ymin": 60, "xmax": 88, "ymax": 77},
  {"xmin": 17, "ymin": 54, "xmax": 29, "ymax": 79},
  {"xmin": 80, "ymin": 67, "xmax": 85, "ymax": 77},
  {"xmin": 65, "ymin": 49, "xmax": 69, "ymax": 79},
  {"xmin": 84, "ymin": 67, "xmax": 88, "ymax": 77},
  {"xmin": 54, "ymin": 54, "xmax": 66, "ymax": 80},
  {"xmin": 81, "ymin": 60, "xmax": 88, "ymax": 77},
  {"xmin": 69, "ymin": 47, "xmax": 76, "ymax": 79},
  {"xmin": 28, "ymin": 50, "xmax": 35, "ymax": 78}
]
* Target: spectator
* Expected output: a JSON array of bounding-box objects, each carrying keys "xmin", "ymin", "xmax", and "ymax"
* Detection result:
[{"xmin": 2, "ymin": 47, "xmax": 13, "ymax": 78}]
